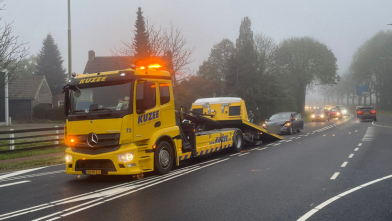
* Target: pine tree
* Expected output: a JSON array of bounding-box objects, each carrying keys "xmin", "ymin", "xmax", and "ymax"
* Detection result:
[
  {"xmin": 133, "ymin": 7, "xmax": 151, "ymax": 60},
  {"xmin": 35, "ymin": 34, "xmax": 67, "ymax": 95}
]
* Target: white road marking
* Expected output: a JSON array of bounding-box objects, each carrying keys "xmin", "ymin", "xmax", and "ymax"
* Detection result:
[
  {"xmin": 341, "ymin": 162, "xmax": 348, "ymax": 167},
  {"xmin": 362, "ymin": 127, "xmax": 375, "ymax": 141},
  {"xmin": 238, "ymin": 153, "xmax": 250, "ymax": 156},
  {"xmin": 348, "ymin": 154, "xmax": 354, "ymax": 158},
  {"xmin": 32, "ymin": 159, "xmax": 230, "ymax": 220},
  {"xmin": 297, "ymin": 174, "xmax": 392, "ymax": 221},
  {"xmin": 0, "ymin": 160, "xmax": 226, "ymax": 220},
  {"xmin": 354, "ymin": 148, "xmax": 359, "ymax": 151},
  {"xmin": 355, "ymin": 130, "xmax": 358, "ymax": 132},
  {"xmin": 229, "ymin": 153, "xmax": 242, "ymax": 156},
  {"xmin": 372, "ymin": 121, "xmax": 392, "ymax": 128},
  {"xmin": 0, "ymin": 170, "xmax": 64, "ymax": 183},
  {"xmin": 358, "ymin": 143, "xmax": 362, "ymax": 146},
  {"xmin": 0, "ymin": 167, "xmax": 44, "ymax": 181},
  {"xmin": 330, "ymin": 172, "xmax": 340, "ymax": 180},
  {"xmin": 0, "ymin": 180, "xmax": 30, "ymax": 188}
]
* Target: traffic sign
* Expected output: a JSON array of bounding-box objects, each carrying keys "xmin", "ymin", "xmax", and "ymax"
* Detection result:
[{"xmin": 356, "ymin": 84, "xmax": 369, "ymax": 96}]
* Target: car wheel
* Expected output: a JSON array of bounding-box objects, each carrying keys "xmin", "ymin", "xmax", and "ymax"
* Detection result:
[
  {"xmin": 374, "ymin": 118, "xmax": 377, "ymax": 122},
  {"xmin": 297, "ymin": 129, "xmax": 301, "ymax": 132},
  {"xmin": 232, "ymin": 130, "xmax": 243, "ymax": 153},
  {"xmin": 154, "ymin": 141, "xmax": 174, "ymax": 175},
  {"xmin": 289, "ymin": 127, "xmax": 293, "ymax": 135}
]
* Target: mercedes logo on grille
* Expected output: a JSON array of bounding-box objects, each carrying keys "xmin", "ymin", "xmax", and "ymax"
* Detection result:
[{"xmin": 87, "ymin": 133, "xmax": 99, "ymax": 147}]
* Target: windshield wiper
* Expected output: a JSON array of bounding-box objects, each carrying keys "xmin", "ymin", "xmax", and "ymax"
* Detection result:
[
  {"xmin": 89, "ymin": 108, "xmax": 117, "ymax": 117},
  {"xmin": 72, "ymin": 110, "xmax": 93, "ymax": 119}
]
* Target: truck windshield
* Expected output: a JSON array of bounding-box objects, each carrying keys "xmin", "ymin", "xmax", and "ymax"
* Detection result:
[{"xmin": 70, "ymin": 82, "xmax": 132, "ymax": 114}]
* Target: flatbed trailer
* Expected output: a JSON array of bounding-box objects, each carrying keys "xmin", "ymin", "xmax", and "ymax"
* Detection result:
[{"xmin": 191, "ymin": 97, "xmax": 283, "ymax": 143}]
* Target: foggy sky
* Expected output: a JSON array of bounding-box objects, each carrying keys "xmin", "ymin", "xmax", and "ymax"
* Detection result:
[{"xmin": 3, "ymin": 0, "xmax": 392, "ymax": 76}]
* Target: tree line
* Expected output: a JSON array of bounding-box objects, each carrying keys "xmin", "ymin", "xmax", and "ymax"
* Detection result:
[
  {"xmin": 176, "ymin": 17, "xmax": 338, "ymax": 123},
  {"xmin": 323, "ymin": 30, "xmax": 392, "ymax": 110}
]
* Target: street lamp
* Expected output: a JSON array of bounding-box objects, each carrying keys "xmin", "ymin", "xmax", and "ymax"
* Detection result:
[{"xmin": 68, "ymin": 0, "xmax": 72, "ymax": 81}]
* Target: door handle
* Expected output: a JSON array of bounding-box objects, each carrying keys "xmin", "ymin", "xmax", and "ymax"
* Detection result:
[{"xmin": 154, "ymin": 121, "xmax": 161, "ymax": 127}]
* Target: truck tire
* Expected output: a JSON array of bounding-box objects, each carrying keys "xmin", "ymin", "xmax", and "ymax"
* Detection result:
[
  {"xmin": 232, "ymin": 130, "xmax": 243, "ymax": 153},
  {"xmin": 154, "ymin": 141, "xmax": 174, "ymax": 175}
]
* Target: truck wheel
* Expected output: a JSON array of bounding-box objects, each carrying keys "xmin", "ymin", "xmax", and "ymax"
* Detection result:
[
  {"xmin": 232, "ymin": 130, "xmax": 243, "ymax": 153},
  {"xmin": 154, "ymin": 141, "xmax": 173, "ymax": 175}
]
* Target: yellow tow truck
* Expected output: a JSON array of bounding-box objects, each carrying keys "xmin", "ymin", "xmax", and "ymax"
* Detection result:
[{"xmin": 62, "ymin": 62, "xmax": 282, "ymax": 176}]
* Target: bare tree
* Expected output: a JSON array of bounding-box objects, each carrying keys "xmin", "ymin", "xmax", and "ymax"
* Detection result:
[
  {"xmin": 0, "ymin": 1, "xmax": 29, "ymax": 83},
  {"xmin": 114, "ymin": 21, "xmax": 195, "ymax": 83}
]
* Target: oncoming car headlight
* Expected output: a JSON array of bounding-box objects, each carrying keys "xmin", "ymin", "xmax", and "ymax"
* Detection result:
[
  {"xmin": 65, "ymin": 154, "xmax": 73, "ymax": 164},
  {"xmin": 321, "ymin": 114, "xmax": 324, "ymax": 118},
  {"xmin": 311, "ymin": 114, "xmax": 315, "ymax": 118},
  {"xmin": 342, "ymin": 110, "xmax": 347, "ymax": 114},
  {"xmin": 118, "ymin": 152, "xmax": 134, "ymax": 163}
]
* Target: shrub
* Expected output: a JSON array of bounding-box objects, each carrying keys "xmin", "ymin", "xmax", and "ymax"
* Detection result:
[{"xmin": 33, "ymin": 104, "xmax": 66, "ymax": 121}]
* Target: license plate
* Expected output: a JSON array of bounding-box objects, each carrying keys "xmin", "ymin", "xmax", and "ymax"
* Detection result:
[
  {"xmin": 86, "ymin": 170, "xmax": 101, "ymax": 175},
  {"xmin": 364, "ymin": 113, "xmax": 369, "ymax": 115}
]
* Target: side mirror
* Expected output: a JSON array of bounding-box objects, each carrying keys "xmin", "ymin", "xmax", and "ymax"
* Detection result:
[{"xmin": 64, "ymin": 91, "xmax": 70, "ymax": 116}]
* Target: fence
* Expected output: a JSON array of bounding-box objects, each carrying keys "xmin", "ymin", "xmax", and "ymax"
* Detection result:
[{"xmin": 0, "ymin": 127, "xmax": 65, "ymax": 154}]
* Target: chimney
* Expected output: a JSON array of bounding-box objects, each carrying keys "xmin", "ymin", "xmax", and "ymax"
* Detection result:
[{"xmin": 88, "ymin": 50, "xmax": 95, "ymax": 61}]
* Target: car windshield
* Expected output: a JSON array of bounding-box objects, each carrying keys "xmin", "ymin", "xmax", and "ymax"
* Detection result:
[
  {"xmin": 314, "ymin": 109, "xmax": 323, "ymax": 114},
  {"xmin": 330, "ymin": 108, "xmax": 338, "ymax": 112},
  {"xmin": 70, "ymin": 82, "xmax": 132, "ymax": 113},
  {"xmin": 269, "ymin": 113, "xmax": 291, "ymax": 121}
]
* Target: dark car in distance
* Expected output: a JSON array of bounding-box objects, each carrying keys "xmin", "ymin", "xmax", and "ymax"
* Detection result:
[
  {"xmin": 311, "ymin": 109, "xmax": 329, "ymax": 122},
  {"xmin": 265, "ymin": 112, "xmax": 304, "ymax": 135},
  {"xmin": 329, "ymin": 108, "xmax": 342, "ymax": 120},
  {"xmin": 357, "ymin": 106, "xmax": 376, "ymax": 121}
]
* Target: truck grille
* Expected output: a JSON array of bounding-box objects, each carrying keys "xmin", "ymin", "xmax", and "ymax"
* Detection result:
[
  {"xmin": 75, "ymin": 159, "xmax": 116, "ymax": 173},
  {"xmin": 71, "ymin": 133, "xmax": 120, "ymax": 155}
]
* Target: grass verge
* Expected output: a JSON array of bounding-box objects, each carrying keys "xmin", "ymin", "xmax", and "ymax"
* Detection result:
[
  {"xmin": 379, "ymin": 110, "xmax": 392, "ymax": 118},
  {"xmin": 0, "ymin": 147, "xmax": 66, "ymax": 161},
  {"xmin": 0, "ymin": 155, "xmax": 64, "ymax": 173}
]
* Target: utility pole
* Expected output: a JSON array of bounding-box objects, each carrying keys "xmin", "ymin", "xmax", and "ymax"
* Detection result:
[{"xmin": 67, "ymin": 0, "xmax": 72, "ymax": 80}]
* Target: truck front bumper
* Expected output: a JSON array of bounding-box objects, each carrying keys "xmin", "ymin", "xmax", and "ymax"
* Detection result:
[{"xmin": 65, "ymin": 143, "xmax": 143, "ymax": 175}]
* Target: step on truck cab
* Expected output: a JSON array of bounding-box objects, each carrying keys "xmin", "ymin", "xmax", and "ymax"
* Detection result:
[{"xmin": 63, "ymin": 63, "xmax": 243, "ymax": 176}]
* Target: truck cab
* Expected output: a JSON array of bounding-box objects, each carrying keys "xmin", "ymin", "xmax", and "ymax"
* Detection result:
[
  {"xmin": 63, "ymin": 64, "xmax": 244, "ymax": 176},
  {"xmin": 64, "ymin": 65, "xmax": 181, "ymax": 175}
]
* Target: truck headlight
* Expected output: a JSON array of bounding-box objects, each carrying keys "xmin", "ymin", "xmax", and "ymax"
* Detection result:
[
  {"xmin": 321, "ymin": 114, "xmax": 324, "ymax": 118},
  {"xmin": 65, "ymin": 154, "xmax": 73, "ymax": 164},
  {"xmin": 118, "ymin": 152, "xmax": 134, "ymax": 163},
  {"xmin": 311, "ymin": 115, "xmax": 315, "ymax": 118}
]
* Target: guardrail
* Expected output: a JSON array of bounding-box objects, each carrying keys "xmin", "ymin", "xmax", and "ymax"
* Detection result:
[{"xmin": 0, "ymin": 127, "xmax": 65, "ymax": 154}]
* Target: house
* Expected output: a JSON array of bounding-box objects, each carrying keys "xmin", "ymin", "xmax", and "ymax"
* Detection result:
[
  {"xmin": 83, "ymin": 50, "xmax": 174, "ymax": 77},
  {"xmin": 83, "ymin": 50, "xmax": 135, "ymax": 74},
  {"xmin": 8, "ymin": 76, "xmax": 52, "ymax": 120}
]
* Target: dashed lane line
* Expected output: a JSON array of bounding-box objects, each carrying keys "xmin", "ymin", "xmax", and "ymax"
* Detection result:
[
  {"xmin": 297, "ymin": 174, "xmax": 392, "ymax": 221},
  {"xmin": 348, "ymin": 154, "xmax": 354, "ymax": 158},
  {"xmin": 358, "ymin": 143, "xmax": 362, "ymax": 146},
  {"xmin": 354, "ymin": 148, "xmax": 359, "ymax": 151},
  {"xmin": 341, "ymin": 162, "xmax": 348, "ymax": 167},
  {"xmin": 330, "ymin": 172, "xmax": 340, "ymax": 180}
]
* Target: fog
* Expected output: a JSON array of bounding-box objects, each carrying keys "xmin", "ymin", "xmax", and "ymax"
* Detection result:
[{"xmin": 3, "ymin": 0, "xmax": 392, "ymax": 75}]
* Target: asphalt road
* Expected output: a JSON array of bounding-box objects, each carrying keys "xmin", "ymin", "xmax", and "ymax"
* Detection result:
[{"xmin": 1, "ymin": 113, "xmax": 392, "ymax": 221}]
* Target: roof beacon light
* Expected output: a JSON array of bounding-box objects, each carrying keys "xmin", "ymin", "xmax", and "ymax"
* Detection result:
[{"xmin": 148, "ymin": 64, "xmax": 162, "ymax": 69}]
